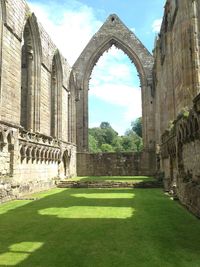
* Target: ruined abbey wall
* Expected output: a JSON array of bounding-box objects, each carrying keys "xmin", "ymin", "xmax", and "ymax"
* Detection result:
[
  {"xmin": 0, "ymin": 0, "xmax": 77, "ymax": 202},
  {"xmin": 77, "ymin": 151, "xmax": 156, "ymax": 177},
  {"xmin": 154, "ymin": 0, "xmax": 200, "ymax": 217}
]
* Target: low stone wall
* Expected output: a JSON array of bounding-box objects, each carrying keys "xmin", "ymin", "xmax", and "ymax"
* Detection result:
[
  {"xmin": 0, "ymin": 177, "xmax": 56, "ymax": 203},
  {"xmin": 77, "ymin": 150, "xmax": 156, "ymax": 176},
  {"xmin": 57, "ymin": 180, "xmax": 162, "ymax": 189},
  {"xmin": 0, "ymin": 124, "xmax": 77, "ymax": 203},
  {"xmin": 160, "ymin": 94, "xmax": 200, "ymax": 217}
]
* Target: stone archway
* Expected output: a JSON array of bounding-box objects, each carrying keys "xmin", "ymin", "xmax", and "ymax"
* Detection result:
[
  {"xmin": 21, "ymin": 14, "xmax": 42, "ymax": 132},
  {"xmin": 73, "ymin": 14, "xmax": 155, "ymax": 152}
]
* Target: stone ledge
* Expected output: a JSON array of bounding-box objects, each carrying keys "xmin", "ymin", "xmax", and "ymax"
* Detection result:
[{"xmin": 57, "ymin": 180, "xmax": 163, "ymax": 189}]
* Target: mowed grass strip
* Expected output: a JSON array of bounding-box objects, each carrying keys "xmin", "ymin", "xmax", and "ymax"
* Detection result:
[
  {"xmin": 0, "ymin": 188, "xmax": 200, "ymax": 267},
  {"xmin": 69, "ymin": 175, "xmax": 155, "ymax": 183}
]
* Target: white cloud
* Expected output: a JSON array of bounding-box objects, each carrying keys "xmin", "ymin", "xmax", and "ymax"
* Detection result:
[
  {"xmin": 130, "ymin": 27, "xmax": 136, "ymax": 33},
  {"xmin": 90, "ymin": 84, "xmax": 141, "ymax": 120},
  {"xmin": 90, "ymin": 46, "xmax": 139, "ymax": 86},
  {"xmin": 152, "ymin": 18, "xmax": 162, "ymax": 33},
  {"xmin": 28, "ymin": 1, "xmax": 102, "ymax": 65}
]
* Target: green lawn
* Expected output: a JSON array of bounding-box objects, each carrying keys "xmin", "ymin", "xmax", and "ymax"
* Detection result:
[
  {"xmin": 70, "ymin": 176, "xmax": 154, "ymax": 183},
  {"xmin": 0, "ymin": 188, "xmax": 200, "ymax": 267}
]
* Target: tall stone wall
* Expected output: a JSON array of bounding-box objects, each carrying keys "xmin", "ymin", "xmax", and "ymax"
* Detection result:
[
  {"xmin": 154, "ymin": 0, "xmax": 200, "ymax": 217},
  {"xmin": 0, "ymin": 0, "xmax": 77, "ymax": 202},
  {"xmin": 77, "ymin": 151, "xmax": 156, "ymax": 177}
]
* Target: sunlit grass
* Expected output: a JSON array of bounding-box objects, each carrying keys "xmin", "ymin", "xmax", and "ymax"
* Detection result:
[
  {"xmin": 39, "ymin": 206, "xmax": 134, "ymax": 219},
  {"xmin": 71, "ymin": 192, "xmax": 134, "ymax": 199},
  {"xmin": 69, "ymin": 176, "xmax": 154, "ymax": 183},
  {"xmin": 0, "ymin": 187, "xmax": 200, "ymax": 267},
  {"xmin": 0, "ymin": 242, "xmax": 43, "ymax": 266}
]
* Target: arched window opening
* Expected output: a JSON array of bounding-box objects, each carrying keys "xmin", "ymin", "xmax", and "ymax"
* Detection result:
[
  {"xmin": 89, "ymin": 45, "xmax": 142, "ymax": 153},
  {"xmin": 74, "ymin": 14, "xmax": 154, "ymax": 152},
  {"xmin": 51, "ymin": 52, "xmax": 63, "ymax": 139},
  {"xmin": 20, "ymin": 15, "xmax": 41, "ymax": 132}
]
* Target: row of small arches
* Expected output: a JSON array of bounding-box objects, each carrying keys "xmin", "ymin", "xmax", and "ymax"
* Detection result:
[
  {"xmin": 0, "ymin": 129, "xmax": 14, "ymax": 152},
  {"xmin": 20, "ymin": 145, "xmax": 70, "ymax": 164}
]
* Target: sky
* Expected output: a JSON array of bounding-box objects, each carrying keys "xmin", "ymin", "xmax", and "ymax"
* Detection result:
[{"xmin": 27, "ymin": 0, "xmax": 166, "ymax": 135}]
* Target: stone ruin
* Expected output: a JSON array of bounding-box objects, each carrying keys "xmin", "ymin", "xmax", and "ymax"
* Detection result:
[{"xmin": 0, "ymin": 0, "xmax": 200, "ymax": 217}]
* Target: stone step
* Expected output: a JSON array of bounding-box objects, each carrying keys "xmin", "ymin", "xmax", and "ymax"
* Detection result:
[{"xmin": 57, "ymin": 180, "xmax": 163, "ymax": 189}]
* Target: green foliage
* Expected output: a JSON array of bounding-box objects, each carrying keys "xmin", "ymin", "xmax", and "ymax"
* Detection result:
[
  {"xmin": 131, "ymin": 117, "xmax": 142, "ymax": 137},
  {"xmin": 177, "ymin": 106, "xmax": 190, "ymax": 119},
  {"xmin": 100, "ymin": 144, "xmax": 114, "ymax": 152},
  {"xmin": 100, "ymin": 122, "xmax": 112, "ymax": 129},
  {"xmin": 89, "ymin": 134, "xmax": 101, "ymax": 153},
  {"xmin": 124, "ymin": 130, "xmax": 143, "ymax": 152},
  {"xmin": 89, "ymin": 120, "xmax": 143, "ymax": 153},
  {"xmin": 89, "ymin": 122, "xmax": 118, "ymax": 152}
]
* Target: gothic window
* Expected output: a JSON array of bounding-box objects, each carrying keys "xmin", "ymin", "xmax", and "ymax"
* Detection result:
[
  {"xmin": 20, "ymin": 15, "xmax": 41, "ymax": 132},
  {"xmin": 170, "ymin": 0, "xmax": 178, "ymax": 28},
  {"xmin": 51, "ymin": 52, "xmax": 63, "ymax": 139}
]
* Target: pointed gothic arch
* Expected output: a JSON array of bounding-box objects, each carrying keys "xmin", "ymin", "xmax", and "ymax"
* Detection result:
[
  {"xmin": 51, "ymin": 50, "xmax": 63, "ymax": 139},
  {"xmin": 73, "ymin": 14, "xmax": 155, "ymax": 152},
  {"xmin": 20, "ymin": 13, "xmax": 42, "ymax": 132}
]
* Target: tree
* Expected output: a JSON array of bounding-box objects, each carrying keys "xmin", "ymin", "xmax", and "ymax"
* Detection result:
[
  {"xmin": 88, "ymin": 120, "xmax": 143, "ymax": 153},
  {"xmin": 125, "ymin": 129, "xmax": 143, "ymax": 152},
  {"xmin": 131, "ymin": 117, "xmax": 142, "ymax": 137},
  {"xmin": 100, "ymin": 122, "xmax": 111, "ymax": 129},
  {"xmin": 101, "ymin": 144, "xmax": 114, "ymax": 152},
  {"xmin": 89, "ymin": 134, "xmax": 100, "ymax": 153},
  {"xmin": 89, "ymin": 127, "xmax": 105, "ymax": 147}
]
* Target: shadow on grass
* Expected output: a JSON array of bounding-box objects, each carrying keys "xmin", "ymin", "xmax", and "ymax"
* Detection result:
[{"xmin": 0, "ymin": 188, "xmax": 200, "ymax": 267}]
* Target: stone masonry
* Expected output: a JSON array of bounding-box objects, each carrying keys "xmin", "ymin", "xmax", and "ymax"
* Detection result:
[
  {"xmin": 0, "ymin": 0, "xmax": 77, "ymax": 202},
  {"xmin": 77, "ymin": 151, "xmax": 156, "ymax": 177},
  {"xmin": 154, "ymin": 0, "xmax": 200, "ymax": 217}
]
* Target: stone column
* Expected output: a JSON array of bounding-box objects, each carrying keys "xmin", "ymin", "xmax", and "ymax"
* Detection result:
[
  {"xmin": 27, "ymin": 49, "xmax": 34, "ymax": 131},
  {"xmin": 191, "ymin": 0, "xmax": 200, "ymax": 95}
]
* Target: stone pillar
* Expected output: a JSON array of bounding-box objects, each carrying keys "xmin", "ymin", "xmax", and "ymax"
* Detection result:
[
  {"xmin": 27, "ymin": 49, "xmax": 34, "ymax": 131},
  {"xmin": 191, "ymin": 0, "xmax": 200, "ymax": 95}
]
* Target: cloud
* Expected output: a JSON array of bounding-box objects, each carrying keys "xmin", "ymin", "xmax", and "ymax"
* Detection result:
[
  {"xmin": 90, "ymin": 46, "xmax": 141, "ymax": 124},
  {"xmin": 90, "ymin": 84, "xmax": 141, "ymax": 119},
  {"xmin": 152, "ymin": 18, "xmax": 162, "ymax": 33},
  {"xmin": 130, "ymin": 27, "xmax": 136, "ymax": 33},
  {"xmin": 27, "ymin": 1, "xmax": 102, "ymax": 65},
  {"xmin": 90, "ymin": 46, "xmax": 139, "ymax": 86}
]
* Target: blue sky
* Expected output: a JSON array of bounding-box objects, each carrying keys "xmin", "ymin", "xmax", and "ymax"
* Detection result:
[{"xmin": 27, "ymin": 0, "xmax": 165, "ymax": 135}]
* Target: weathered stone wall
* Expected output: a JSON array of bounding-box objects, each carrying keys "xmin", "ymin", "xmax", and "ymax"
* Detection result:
[
  {"xmin": 154, "ymin": 0, "xmax": 200, "ymax": 144},
  {"xmin": 160, "ymin": 96, "xmax": 200, "ymax": 217},
  {"xmin": 155, "ymin": 0, "xmax": 200, "ymax": 217},
  {"xmin": 0, "ymin": 0, "xmax": 77, "ymax": 202},
  {"xmin": 77, "ymin": 151, "xmax": 156, "ymax": 177}
]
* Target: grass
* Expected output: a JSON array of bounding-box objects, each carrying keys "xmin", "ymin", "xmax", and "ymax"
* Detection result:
[
  {"xmin": 0, "ymin": 187, "xmax": 200, "ymax": 267},
  {"xmin": 69, "ymin": 176, "xmax": 155, "ymax": 183}
]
